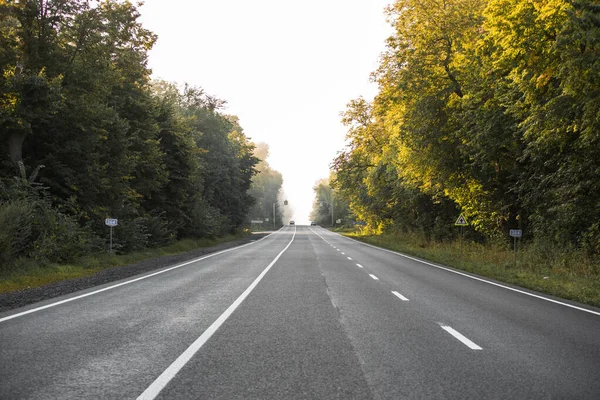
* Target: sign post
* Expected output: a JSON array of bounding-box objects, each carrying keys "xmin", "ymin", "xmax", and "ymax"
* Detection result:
[
  {"xmin": 105, "ymin": 218, "xmax": 118, "ymax": 253},
  {"xmin": 509, "ymin": 229, "xmax": 522, "ymax": 267},
  {"xmin": 455, "ymin": 214, "xmax": 468, "ymax": 251}
]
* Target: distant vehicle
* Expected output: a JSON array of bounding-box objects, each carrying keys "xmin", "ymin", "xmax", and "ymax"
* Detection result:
[
  {"xmin": 310, "ymin": 221, "xmax": 317, "ymax": 226},
  {"xmin": 289, "ymin": 221, "xmax": 295, "ymax": 225}
]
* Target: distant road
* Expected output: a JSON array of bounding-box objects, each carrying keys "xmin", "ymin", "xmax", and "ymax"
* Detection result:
[{"xmin": 1, "ymin": 226, "xmax": 599, "ymax": 399}]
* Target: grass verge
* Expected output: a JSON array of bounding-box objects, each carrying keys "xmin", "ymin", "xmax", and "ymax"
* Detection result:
[
  {"xmin": 342, "ymin": 231, "xmax": 600, "ymax": 308},
  {"xmin": 0, "ymin": 233, "xmax": 249, "ymax": 294}
]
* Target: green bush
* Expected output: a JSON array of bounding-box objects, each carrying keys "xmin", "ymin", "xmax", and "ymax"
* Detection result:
[
  {"xmin": 0, "ymin": 168, "xmax": 101, "ymax": 268},
  {"xmin": 113, "ymin": 217, "xmax": 150, "ymax": 253},
  {"xmin": 0, "ymin": 199, "xmax": 34, "ymax": 270},
  {"xmin": 189, "ymin": 200, "xmax": 230, "ymax": 238},
  {"xmin": 145, "ymin": 211, "xmax": 175, "ymax": 247},
  {"xmin": 30, "ymin": 211, "xmax": 101, "ymax": 263}
]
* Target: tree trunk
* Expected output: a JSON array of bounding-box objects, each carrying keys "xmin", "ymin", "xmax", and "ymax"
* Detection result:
[{"xmin": 8, "ymin": 131, "xmax": 26, "ymax": 164}]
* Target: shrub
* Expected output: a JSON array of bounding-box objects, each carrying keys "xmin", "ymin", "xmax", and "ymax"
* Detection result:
[
  {"xmin": 0, "ymin": 165, "xmax": 101, "ymax": 267},
  {"xmin": 0, "ymin": 199, "xmax": 34, "ymax": 271},
  {"xmin": 145, "ymin": 211, "xmax": 175, "ymax": 247}
]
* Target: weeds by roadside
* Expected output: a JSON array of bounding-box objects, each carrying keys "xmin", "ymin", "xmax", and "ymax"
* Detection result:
[{"xmin": 0, "ymin": 233, "xmax": 248, "ymax": 294}]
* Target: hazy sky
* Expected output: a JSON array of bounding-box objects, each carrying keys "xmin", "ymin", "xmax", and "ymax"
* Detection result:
[{"xmin": 138, "ymin": 0, "xmax": 392, "ymax": 224}]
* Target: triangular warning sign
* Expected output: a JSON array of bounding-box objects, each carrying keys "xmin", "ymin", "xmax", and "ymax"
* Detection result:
[{"xmin": 455, "ymin": 214, "xmax": 468, "ymax": 226}]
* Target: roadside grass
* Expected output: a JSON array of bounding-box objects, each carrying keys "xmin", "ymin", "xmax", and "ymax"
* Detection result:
[
  {"xmin": 0, "ymin": 233, "xmax": 249, "ymax": 294},
  {"xmin": 342, "ymin": 231, "xmax": 600, "ymax": 308}
]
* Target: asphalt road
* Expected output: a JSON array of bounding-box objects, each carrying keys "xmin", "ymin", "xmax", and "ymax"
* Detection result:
[{"xmin": 1, "ymin": 226, "xmax": 599, "ymax": 399}]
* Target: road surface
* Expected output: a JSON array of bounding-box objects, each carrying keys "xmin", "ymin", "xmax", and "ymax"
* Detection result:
[{"xmin": 1, "ymin": 226, "xmax": 599, "ymax": 399}]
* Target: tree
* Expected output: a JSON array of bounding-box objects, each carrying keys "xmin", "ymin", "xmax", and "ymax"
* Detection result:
[
  {"xmin": 332, "ymin": 0, "xmax": 600, "ymax": 253},
  {"xmin": 0, "ymin": 1, "xmax": 262, "ymax": 266},
  {"xmin": 248, "ymin": 142, "xmax": 284, "ymax": 226},
  {"xmin": 483, "ymin": 0, "xmax": 600, "ymax": 249},
  {"xmin": 310, "ymin": 174, "xmax": 353, "ymax": 227}
]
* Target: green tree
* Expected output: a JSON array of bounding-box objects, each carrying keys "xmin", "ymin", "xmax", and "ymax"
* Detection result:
[
  {"xmin": 483, "ymin": 0, "xmax": 600, "ymax": 250},
  {"xmin": 248, "ymin": 142, "xmax": 284, "ymax": 226},
  {"xmin": 310, "ymin": 174, "xmax": 353, "ymax": 227},
  {"xmin": 0, "ymin": 1, "xmax": 262, "ymax": 264},
  {"xmin": 333, "ymin": 0, "xmax": 600, "ymax": 254},
  {"xmin": 181, "ymin": 86, "xmax": 258, "ymax": 233}
]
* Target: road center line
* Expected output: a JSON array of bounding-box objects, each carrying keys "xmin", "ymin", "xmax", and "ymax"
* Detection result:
[
  {"xmin": 392, "ymin": 291, "xmax": 409, "ymax": 301},
  {"xmin": 356, "ymin": 264, "xmax": 364, "ymax": 268},
  {"xmin": 137, "ymin": 227, "xmax": 297, "ymax": 400},
  {"xmin": 369, "ymin": 274, "xmax": 379, "ymax": 280},
  {"xmin": 440, "ymin": 324, "xmax": 482, "ymax": 350},
  {"xmin": 0, "ymin": 231, "xmax": 280, "ymax": 324},
  {"xmin": 341, "ymin": 252, "xmax": 345, "ymax": 255},
  {"xmin": 347, "ymin": 257, "xmax": 353, "ymax": 260}
]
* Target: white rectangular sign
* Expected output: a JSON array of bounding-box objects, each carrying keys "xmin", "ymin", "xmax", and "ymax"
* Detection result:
[
  {"xmin": 509, "ymin": 229, "xmax": 522, "ymax": 238},
  {"xmin": 105, "ymin": 218, "xmax": 118, "ymax": 227}
]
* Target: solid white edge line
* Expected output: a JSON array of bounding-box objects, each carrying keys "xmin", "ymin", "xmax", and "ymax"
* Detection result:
[
  {"xmin": 356, "ymin": 264, "xmax": 364, "ymax": 268},
  {"xmin": 0, "ymin": 229, "xmax": 283, "ymax": 324},
  {"xmin": 392, "ymin": 291, "xmax": 409, "ymax": 301},
  {"xmin": 369, "ymin": 274, "xmax": 379, "ymax": 281},
  {"xmin": 338, "ymin": 234, "xmax": 600, "ymax": 317},
  {"xmin": 137, "ymin": 226, "xmax": 297, "ymax": 400},
  {"xmin": 440, "ymin": 324, "xmax": 483, "ymax": 350}
]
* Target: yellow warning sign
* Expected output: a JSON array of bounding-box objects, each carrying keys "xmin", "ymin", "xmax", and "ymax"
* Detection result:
[{"xmin": 455, "ymin": 214, "xmax": 468, "ymax": 226}]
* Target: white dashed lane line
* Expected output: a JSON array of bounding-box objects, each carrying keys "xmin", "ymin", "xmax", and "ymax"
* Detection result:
[
  {"xmin": 440, "ymin": 324, "xmax": 483, "ymax": 350},
  {"xmin": 391, "ymin": 291, "xmax": 409, "ymax": 301},
  {"xmin": 316, "ymin": 228, "xmax": 484, "ymax": 353}
]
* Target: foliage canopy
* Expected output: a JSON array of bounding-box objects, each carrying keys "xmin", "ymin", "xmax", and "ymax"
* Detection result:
[
  {"xmin": 332, "ymin": 0, "xmax": 600, "ymax": 254},
  {"xmin": 0, "ymin": 0, "xmax": 260, "ymax": 267}
]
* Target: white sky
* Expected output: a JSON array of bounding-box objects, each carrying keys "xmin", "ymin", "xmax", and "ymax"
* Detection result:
[{"xmin": 138, "ymin": 0, "xmax": 392, "ymax": 224}]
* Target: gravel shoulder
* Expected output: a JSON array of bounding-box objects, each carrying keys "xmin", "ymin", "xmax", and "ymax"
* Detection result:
[{"xmin": 0, "ymin": 232, "xmax": 272, "ymax": 313}]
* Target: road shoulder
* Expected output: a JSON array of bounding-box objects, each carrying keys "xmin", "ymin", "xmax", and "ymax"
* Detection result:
[{"xmin": 0, "ymin": 232, "xmax": 272, "ymax": 312}]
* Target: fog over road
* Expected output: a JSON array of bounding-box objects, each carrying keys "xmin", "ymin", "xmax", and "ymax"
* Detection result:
[{"xmin": 1, "ymin": 226, "xmax": 599, "ymax": 399}]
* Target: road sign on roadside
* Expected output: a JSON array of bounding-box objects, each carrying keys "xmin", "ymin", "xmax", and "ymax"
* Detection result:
[
  {"xmin": 455, "ymin": 214, "xmax": 468, "ymax": 252},
  {"xmin": 455, "ymin": 214, "xmax": 468, "ymax": 226},
  {"xmin": 251, "ymin": 220, "xmax": 264, "ymax": 224},
  {"xmin": 510, "ymin": 229, "xmax": 523, "ymax": 267},
  {"xmin": 105, "ymin": 218, "xmax": 118, "ymax": 254},
  {"xmin": 105, "ymin": 218, "xmax": 118, "ymax": 226}
]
